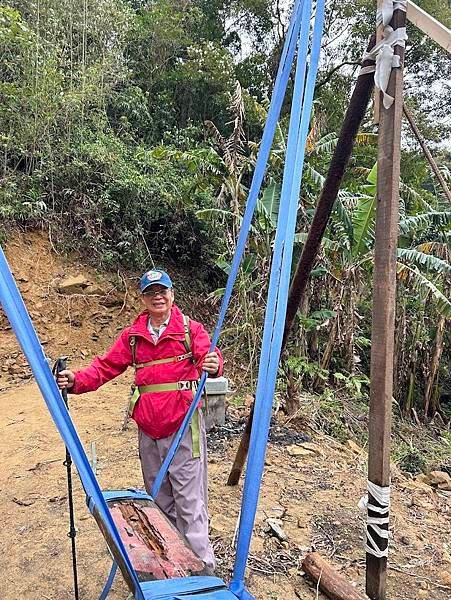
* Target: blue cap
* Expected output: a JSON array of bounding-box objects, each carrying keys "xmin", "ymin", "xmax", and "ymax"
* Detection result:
[{"xmin": 139, "ymin": 269, "xmax": 173, "ymax": 293}]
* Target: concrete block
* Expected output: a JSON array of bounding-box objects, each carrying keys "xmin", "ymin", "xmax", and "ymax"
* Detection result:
[
  {"xmin": 204, "ymin": 376, "xmax": 228, "ymax": 431},
  {"xmin": 205, "ymin": 377, "xmax": 228, "ymax": 394}
]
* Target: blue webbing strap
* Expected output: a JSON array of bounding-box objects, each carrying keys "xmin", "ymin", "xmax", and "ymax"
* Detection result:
[
  {"xmin": 230, "ymin": 0, "xmax": 312, "ymax": 589},
  {"xmin": 151, "ymin": 0, "xmax": 304, "ymax": 501},
  {"xmin": 248, "ymin": 0, "xmax": 326, "ymax": 494},
  {"xmin": 237, "ymin": 0, "xmax": 312, "ymax": 504},
  {"xmin": 230, "ymin": 0, "xmax": 326, "ymax": 596},
  {"xmin": 0, "ymin": 249, "xmax": 145, "ymax": 600},
  {"xmin": 99, "ymin": 561, "xmax": 118, "ymax": 600}
]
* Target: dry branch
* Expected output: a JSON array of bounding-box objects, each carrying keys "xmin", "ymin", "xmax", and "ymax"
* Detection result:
[{"xmin": 302, "ymin": 552, "xmax": 369, "ymax": 600}]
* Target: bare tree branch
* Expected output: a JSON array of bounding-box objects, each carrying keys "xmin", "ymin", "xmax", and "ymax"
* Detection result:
[{"xmin": 316, "ymin": 61, "xmax": 362, "ymax": 89}]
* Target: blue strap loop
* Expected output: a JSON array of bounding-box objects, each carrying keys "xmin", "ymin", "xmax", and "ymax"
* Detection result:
[
  {"xmin": 151, "ymin": 0, "xmax": 305, "ymax": 502},
  {"xmin": 99, "ymin": 561, "xmax": 118, "ymax": 600},
  {"xmin": 0, "ymin": 0, "xmax": 323, "ymax": 596},
  {"xmin": 231, "ymin": 0, "xmax": 326, "ymax": 594}
]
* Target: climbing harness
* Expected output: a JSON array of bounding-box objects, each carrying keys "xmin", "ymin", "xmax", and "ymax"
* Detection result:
[
  {"xmin": 127, "ymin": 314, "xmax": 194, "ymax": 417},
  {"xmin": 128, "ymin": 314, "xmax": 201, "ymax": 457},
  {"xmin": 0, "ymin": 0, "xmax": 325, "ymax": 597},
  {"xmin": 129, "ymin": 314, "xmax": 193, "ymax": 369},
  {"xmin": 132, "ymin": 353, "xmax": 193, "ymax": 368},
  {"xmin": 138, "ymin": 381, "xmax": 198, "ymax": 393}
]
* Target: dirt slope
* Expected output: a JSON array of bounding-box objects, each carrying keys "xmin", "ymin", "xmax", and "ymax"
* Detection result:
[{"xmin": 0, "ymin": 232, "xmax": 450, "ymax": 599}]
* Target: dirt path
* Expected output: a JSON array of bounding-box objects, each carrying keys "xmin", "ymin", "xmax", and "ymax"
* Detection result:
[{"xmin": 1, "ymin": 379, "xmax": 450, "ymax": 599}]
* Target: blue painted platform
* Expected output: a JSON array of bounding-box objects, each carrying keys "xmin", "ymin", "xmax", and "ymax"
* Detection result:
[{"xmin": 141, "ymin": 576, "xmax": 237, "ymax": 599}]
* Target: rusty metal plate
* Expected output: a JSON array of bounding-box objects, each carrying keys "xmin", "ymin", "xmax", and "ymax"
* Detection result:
[{"xmin": 107, "ymin": 497, "xmax": 206, "ymax": 581}]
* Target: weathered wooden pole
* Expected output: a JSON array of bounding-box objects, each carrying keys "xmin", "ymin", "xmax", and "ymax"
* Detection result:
[
  {"xmin": 227, "ymin": 402, "xmax": 254, "ymax": 486},
  {"xmin": 402, "ymin": 104, "xmax": 451, "ymax": 204},
  {"xmin": 283, "ymin": 35, "xmax": 376, "ymax": 344},
  {"xmin": 366, "ymin": 4, "xmax": 406, "ymax": 599},
  {"xmin": 227, "ymin": 35, "xmax": 376, "ymax": 487}
]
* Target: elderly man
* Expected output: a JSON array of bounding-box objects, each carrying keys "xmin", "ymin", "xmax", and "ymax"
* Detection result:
[{"xmin": 57, "ymin": 269, "xmax": 222, "ymax": 570}]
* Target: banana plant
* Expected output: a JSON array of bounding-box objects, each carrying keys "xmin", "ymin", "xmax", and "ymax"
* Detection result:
[{"xmin": 329, "ymin": 162, "xmax": 451, "ymax": 317}]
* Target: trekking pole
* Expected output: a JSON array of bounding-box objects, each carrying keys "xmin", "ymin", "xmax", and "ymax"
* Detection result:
[{"xmin": 53, "ymin": 356, "xmax": 80, "ymax": 600}]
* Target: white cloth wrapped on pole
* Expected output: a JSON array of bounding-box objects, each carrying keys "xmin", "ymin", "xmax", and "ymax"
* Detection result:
[
  {"xmin": 361, "ymin": 0, "xmax": 408, "ymax": 109},
  {"xmin": 359, "ymin": 480, "xmax": 391, "ymax": 559}
]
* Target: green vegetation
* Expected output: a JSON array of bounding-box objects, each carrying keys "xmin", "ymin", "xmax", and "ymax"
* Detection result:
[{"xmin": 1, "ymin": 1, "xmax": 450, "ymax": 428}]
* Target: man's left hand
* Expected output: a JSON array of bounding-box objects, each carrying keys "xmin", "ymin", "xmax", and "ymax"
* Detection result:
[{"xmin": 202, "ymin": 352, "xmax": 220, "ymax": 375}]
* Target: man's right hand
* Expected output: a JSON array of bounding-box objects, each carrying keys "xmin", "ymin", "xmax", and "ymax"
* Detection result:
[{"xmin": 57, "ymin": 369, "xmax": 75, "ymax": 390}]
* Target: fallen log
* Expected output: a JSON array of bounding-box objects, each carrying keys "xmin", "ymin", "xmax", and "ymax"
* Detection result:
[{"xmin": 302, "ymin": 552, "xmax": 368, "ymax": 600}]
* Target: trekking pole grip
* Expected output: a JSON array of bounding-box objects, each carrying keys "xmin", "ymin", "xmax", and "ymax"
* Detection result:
[{"xmin": 54, "ymin": 356, "xmax": 69, "ymax": 407}]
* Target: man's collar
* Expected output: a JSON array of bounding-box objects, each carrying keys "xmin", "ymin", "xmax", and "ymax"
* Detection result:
[{"xmin": 148, "ymin": 314, "xmax": 170, "ymax": 330}]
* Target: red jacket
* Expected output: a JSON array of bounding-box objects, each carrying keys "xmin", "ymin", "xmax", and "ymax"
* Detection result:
[{"xmin": 71, "ymin": 305, "xmax": 223, "ymax": 439}]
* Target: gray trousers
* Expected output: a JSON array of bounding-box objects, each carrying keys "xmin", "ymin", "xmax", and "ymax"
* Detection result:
[{"xmin": 138, "ymin": 410, "xmax": 215, "ymax": 569}]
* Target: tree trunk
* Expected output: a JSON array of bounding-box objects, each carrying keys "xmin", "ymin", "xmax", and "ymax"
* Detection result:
[
  {"xmin": 344, "ymin": 278, "xmax": 356, "ymax": 373},
  {"xmin": 403, "ymin": 318, "xmax": 421, "ymax": 416},
  {"xmin": 393, "ymin": 298, "xmax": 406, "ymax": 400},
  {"xmin": 313, "ymin": 315, "xmax": 339, "ymax": 391},
  {"xmin": 423, "ymin": 315, "xmax": 446, "ymax": 418}
]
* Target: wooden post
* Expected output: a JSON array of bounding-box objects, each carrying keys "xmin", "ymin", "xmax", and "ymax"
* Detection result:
[
  {"xmin": 406, "ymin": 0, "xmax": 451, "ymax": 53},
  {"xmin": 366, "ymin": 5, "xmax": 406, "ymax": 600},
  {"xmin": 283, "ymin": 33, "xmax": 376, "ymax": 344},
  {"xmin": 227, "ymin": 402, "xmax": 254, "ymax": 486}
]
